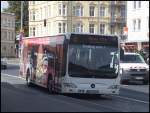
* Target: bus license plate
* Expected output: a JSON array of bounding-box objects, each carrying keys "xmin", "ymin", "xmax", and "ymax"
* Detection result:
[{"xmin": 86, "ymin": 90, "xmax": 99, "ymax": 94}]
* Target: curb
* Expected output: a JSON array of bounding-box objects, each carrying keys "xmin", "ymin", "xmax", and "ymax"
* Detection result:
[{"xmin": 7, "ymin": 63, "xmax": 20, "ymax": 66}]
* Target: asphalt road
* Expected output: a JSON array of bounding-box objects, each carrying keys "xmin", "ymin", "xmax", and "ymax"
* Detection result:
[{"xmin": 1, "ymin": 64, "xmax": 149, "ymax": 112}]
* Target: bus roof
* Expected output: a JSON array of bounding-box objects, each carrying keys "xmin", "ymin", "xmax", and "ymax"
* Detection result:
[{"xmin": 23, "ymin": 32, "xmax": 119, "ymax": 40}]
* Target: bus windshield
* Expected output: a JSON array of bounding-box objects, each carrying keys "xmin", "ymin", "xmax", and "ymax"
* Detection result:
[{"xmin": 68, "ymin": 44, "xmax": 119, "ymax": 78}]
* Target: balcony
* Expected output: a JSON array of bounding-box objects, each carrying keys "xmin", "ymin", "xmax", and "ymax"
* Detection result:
[
  {"xmin": 110, "ymin": 1, "xmax": 126, "ymax": 6},
  {"xmin": 110, "ymin": 16, "xmax": 126, "ymax": 25}
]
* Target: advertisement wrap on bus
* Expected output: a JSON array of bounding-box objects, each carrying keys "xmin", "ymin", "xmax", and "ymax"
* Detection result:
[{"xmin": 20, "ymin": 33, "xmax": 121, "ymax": 95}]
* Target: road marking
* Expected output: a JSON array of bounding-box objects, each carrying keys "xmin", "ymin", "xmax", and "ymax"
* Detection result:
[
  {"xmin": 112, "ymin": 95, "xmax": 149, "ymax": 104},
  {"xmin": 1, "ymin": 73, "xmax": 26, "ymax": 80},
  {"xmin": 78, "ymin": 99, "xmax": 122, "ymax": 112}
]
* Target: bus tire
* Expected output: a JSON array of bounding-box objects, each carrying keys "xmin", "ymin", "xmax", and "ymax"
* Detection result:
[
  {"xmin": 26, "ymin": 70, "xmax": 32, "ymax": 86},
  {"xmin": 48, "ymin": 77, "xmax": 53, "ymax": 94}
]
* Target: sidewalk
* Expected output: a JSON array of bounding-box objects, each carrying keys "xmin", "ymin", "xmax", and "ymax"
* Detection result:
[
  {"xmin": 121, "ymin": 85, "xmax": 149, "ymax": 94},
  {"xmin": 6, "ymin": 58, "xmax": 20, "ymax": 64}
]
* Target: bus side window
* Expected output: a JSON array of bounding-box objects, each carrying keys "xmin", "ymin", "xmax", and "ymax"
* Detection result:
[
  {"xmin": 27, "ymin": 51, "xmax": 32, "ymax": 64},
  {"xmin": 47, "ymin": 52, "xmax": 55, "ymax": 68}
]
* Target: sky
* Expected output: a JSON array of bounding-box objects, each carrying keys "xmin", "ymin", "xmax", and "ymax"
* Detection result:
[{"xmin": 1, "ymin": 1, "xmax": 8, "ymax": 12}]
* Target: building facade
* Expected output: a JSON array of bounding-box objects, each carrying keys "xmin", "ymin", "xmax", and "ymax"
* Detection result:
[
  {"xmin": 28, "ymin": 1, "xmax": 126, "ymax": 37},
  {"xmin": 126, "ymin": 1, "xmax": 149, "ymax": 51},
  {"xmin": 1, "ymin": 12, "xmax": 16, "ymax": 57}
]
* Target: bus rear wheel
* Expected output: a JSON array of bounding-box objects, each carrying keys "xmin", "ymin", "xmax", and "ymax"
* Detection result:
[{"xmin": 26, "ymin": 70, "xmax": 32, "ymax": 86}]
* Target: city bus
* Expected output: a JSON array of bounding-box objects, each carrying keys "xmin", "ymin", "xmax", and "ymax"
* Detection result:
[{"xmin": 20, "ymin": 33, "xmax": 121, "ymax": 95}]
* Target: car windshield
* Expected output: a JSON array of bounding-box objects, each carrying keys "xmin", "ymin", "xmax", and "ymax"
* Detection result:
[
  {"xmin": 121, "ymin": 54, "xmax": 145, "ymax": 63},
  {"xmin": 68, "ymin": 44, "xmax": 119, "ymax": 78}
]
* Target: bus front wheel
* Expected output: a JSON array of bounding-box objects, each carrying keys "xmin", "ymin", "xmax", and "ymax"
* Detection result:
[{"xmin": 48, "ymin": 78, "xmax": 53, "ymax": 94}]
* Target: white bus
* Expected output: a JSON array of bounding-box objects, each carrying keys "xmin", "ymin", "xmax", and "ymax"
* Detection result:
[{"xmin": 20, "ymin": 33, "xmax": 121, "ymax": 95}]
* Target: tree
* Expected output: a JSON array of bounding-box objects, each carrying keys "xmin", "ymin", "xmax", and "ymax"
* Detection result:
[{"xmin": 3, "ymin": 1, "xmax": 29, "ymax": 37}]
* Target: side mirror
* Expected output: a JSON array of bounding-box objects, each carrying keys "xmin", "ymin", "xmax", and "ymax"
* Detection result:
[{"xmin": 120, "ymin": 48, "xmax": 124, "ymax": 60}]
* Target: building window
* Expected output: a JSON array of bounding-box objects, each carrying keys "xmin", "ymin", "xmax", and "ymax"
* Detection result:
[
  {"xmin": 30, "ymin": 10, "xmax": 32, "ymax": 20},
  {"xmin": 33, "ymin": 10, "xmax": 35, "ymax": 20},
  {"xmin": 73, "ymin": 5, "xmax": 83, "ymax": 16},
  {"xmin": 41, "ymin": 25, "xmax": 42, "ymax": 35},
  {"xmin": 40, "ymin": 8, "xmax": 42, "ymax": 20},
  {"xmin": 89, "ymin": 24, "xmax": 94, "ymax": 33},
  {"xmin": 3, "ymin": 46, "xmax": 6, "ymax": 51},
  {"xmin": 30, "ymin": 27, "xmax": 32, "ymax": 36},
  {"xmin": 2, "ymin": 18, "xmax": 5, "ymax": 26},
  {"xmin": 100, "ymin": 24, "xmax": 105, "ymax": 34},
  {"xmin": 133, "ymin": 19, "xmax": 136, "ymax": 31},
  {"xmin": 111, "ymin": 26, "xmax": 115, "ymax": 34},
  {"xmin": 58, "ymin": 23, "xmax": 61, "ymax": 33},
  {"xmin": 133, "ymin": 1, "xmax": 136, "ymax": 9},
  {"xmin": 48, "ymin": 23, "xmax": 51, "ymax": 34},
  {"xmin": 44, "ymin": 6, "xmax": 47, "ymax": 19},
  {"xmin": 8, "ymin": 32, "xmax": 11, "ymax": 40},
  {"xmin": 73, "ymin": 23, "xmax": 83, "ymax": 33},
  {"xmin": 10, "ymin": 20, "xmax": 12, "ymax": 28},
  {"xmin": 76, "ymin": 6, "xmax": 80, "ymax": 16},
  {"xmin": 11, "ymin": 46, "xmax": 13, "ymax": 53},
  {"xmin": 33, "ymin": 27, "xmax": 35, "ymax": 36},
  {"xmin": 77, "ymin": 23, "xmax": 83, "ymax": 32},
  {"xmin": 11, "ymin": 32, "xmax": 12, "ymax": 40},
  {"xmin": 89, "ymin": 6, "xmax": 95, "ymax": 16},
  {"xmin": 63, "ymin": 23, "xmax": 66, "ymax": 33},
  {"xmin": 100, "ymin": 6, "xmax": 105, "ymax": 17},
  {"xmin": 30, "ymin": 10, "xmax": 35, "ymax": 21},
  {"xmin": 58, "ymin": 4, "xmax": 62, "ymax": 15},
  {"xmin": 4, "ymin": 31, "xmax": 7, "ymax": 39},
  {"xmin": 5, "ymin": 19, "xmax": 7, "ymax": 27},
  {"xmin": 121, "ymin": 7, "xmax": 125, "ymax": 18},
  {"xmin": 72, "ymin": 24, "xmax": 75, "ymax": 32},
  {"xmin": 138, "ymin": 19, "xmax": 141, "ymax": 31},
  {"xmin": 42, "ymin": 8, "xmax": 45, "ymax": 19},
  {"xmin": 63, "ymin": 4, "xmax": 66, "ymax": 16},
  {"xmin": 120, "ymin": 26, "xmax": 124, "ymax": 35},
  {"xmin": 8, "ymin": 20, "xmax": 11, "ymax": 27},
  {"xmin": 36, "ymin": 9, "xmax": 39, "ymax": 20},
  {"xmin": 30, "ymin": 27, "xmax": 35, "ymax": 36},
  {"xmin": 138, "ymin": 1, "xmax": 141, "ymax": 8},
  {"xmin": 48, "ymin": 5, "xmax": 51, "ymax": 17}
]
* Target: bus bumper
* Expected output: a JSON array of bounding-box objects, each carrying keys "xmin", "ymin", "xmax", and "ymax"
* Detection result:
[{"xmin": 61, "ymin": 87, "xmax": 119, "ymax": 95}]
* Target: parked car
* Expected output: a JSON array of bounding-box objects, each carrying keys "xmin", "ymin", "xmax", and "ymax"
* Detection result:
[
  {"xmin": 1, "ymin": 57, "xmax": 7, "ymax": 69},
  {"xmin": 120, "ymin": 52, "xmax": 149, "ymax": 84}
]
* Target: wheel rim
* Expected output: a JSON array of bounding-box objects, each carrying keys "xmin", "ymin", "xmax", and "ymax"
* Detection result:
[
  {"xmin": 27, "ymin": 71, "xmax": 30, "ymax": 85},
  {"xmin": 27, "ymin": 76, "xmax": 30, "ymax": 84}
]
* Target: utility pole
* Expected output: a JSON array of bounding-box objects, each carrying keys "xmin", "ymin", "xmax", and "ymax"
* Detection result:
[
  {"xmin": 21, "ymin": 1, "xmax": 23, "ymax": 31},
  {"xmin": 97, "ymin": 1, "xmax": 100, "ymax": 34},
  {"xmin": 19, "ymin": 1, "xmax": 24, "ymax": 58}
]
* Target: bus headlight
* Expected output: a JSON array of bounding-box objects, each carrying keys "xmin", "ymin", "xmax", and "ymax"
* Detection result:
[
  {"xmin": 63, "ymin": 83, "xmax": 77, "ymax": 88},
  {"xmin": 146, "ymin": 68, "xmax": 149, "ymax": 71}
]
